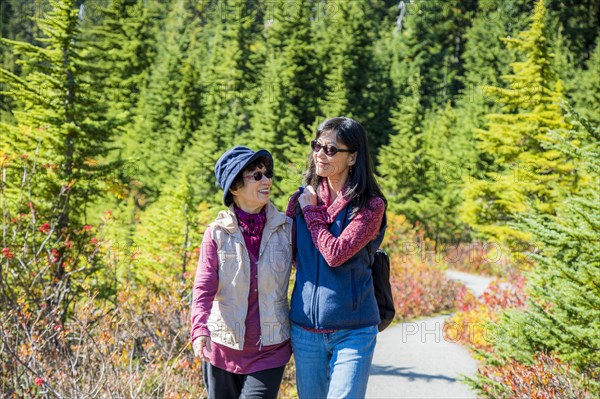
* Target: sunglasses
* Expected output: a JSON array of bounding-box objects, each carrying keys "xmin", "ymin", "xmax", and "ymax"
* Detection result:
[
  {"xmin": 244, "ymin": 170, "xmax": 273, "ymax": 181},
  {"xmin": 311, "ymin": 140, "xmax": 353, "ymax": 157}
]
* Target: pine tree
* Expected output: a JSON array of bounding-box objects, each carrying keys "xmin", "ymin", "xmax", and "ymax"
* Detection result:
[
  {"xmin": 0, "ymin": 0, "xmax": 46, "ymax": 71},
  {"xmin": 391, "ymin": 0, "xmax": 478, "ymax": 110},
  {"xmin": 319, "ymin": 0, "xmax": 372, "ymax": 115},
  {"xmin": 83, "ymin": 0, "xmax": 161, "ymax": 124},
  {"xmin": 379, "ymin": 94, "xmax": 475, "ymax": 243},
  {"xmin": 452, "ymin": 0, "xmax": 532, "ymax": 191},
  {"xmin": 414, "ymin": 103, "xmax": 477, "ymax": 244},
  {"xmin": 572, "ymin": 38, "xmax": 600, "ymax": 127},
  {"xmin": 132, "ymin": 166, "xmax": 206, "ymax": 285},
  {"xmin": 546, "ymin": 0, "xmax": 600, "ymax": 68},
  {"xmin": 0, "ymin": 0, "xmax": 117, "ymax": 224},
  {"xmin": 317, "ymin": 0, "xmax": 393, "ymax": 150},
  {"xmin": 197, "ymin": 0, "xmax": 261, "ymax": 151},
  {"xmin": 461, "ymin": 0, "xmax": 575, "ymax": 245},
  {"xmin": 157, "ymin": 0, "xmax": 264, "ymax": 212},
  {"xmin": 379, "ymin": 0, "xmax": 481, "ymax": 233},
  {"xmin": 103, "ymin": 194, "xmax": 137, "ymax": 285},
  {"xmin": 244, "ymin": 0, "xmax": 319, "ymax": 209},
  {"xmin": 79, "ymin": 0, "xmax": 166, "ymax": 230},
  {"xmin": 460, "ymin": 0, "xmax": 532, "ymax": 91},
  {"xmin": 122, "ymin": 0, "xmax": 202, "ymax": 199},
  {"xmin": 471, "ymin": 108, "xmax": 600, "ymax": 396},
  {"xmin": 377, "ymin": 75, "xmax": 423, "ymax": 216},
  {"xmin": 0, "ymin": 0, "xmax": 118, "ymax": 312},
  {"xmin": 549, "ymin": 22, "xmax": 579, "ymax": 101}
]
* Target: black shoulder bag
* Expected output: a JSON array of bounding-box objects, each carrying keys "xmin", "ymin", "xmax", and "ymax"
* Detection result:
[{"xmin": 367, "ymin": 214, "xmax": 395, "ymax": 332}]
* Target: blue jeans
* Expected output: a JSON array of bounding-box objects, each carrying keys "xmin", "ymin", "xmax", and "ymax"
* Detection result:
[{"xmin": 291, "ymin": 323, "xmax": 378, "ymax": 399}]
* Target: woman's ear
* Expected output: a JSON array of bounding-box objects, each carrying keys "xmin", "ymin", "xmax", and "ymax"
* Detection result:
[{"xmin": 348, "ymin": 153, "xmax": 357, "ymax": 166}]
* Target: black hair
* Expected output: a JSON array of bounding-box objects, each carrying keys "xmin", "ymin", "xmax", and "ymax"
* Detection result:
[
  {"xmin": 303, "ymin": 117, "xmax": 387, "ymax": 212},
  {"xmin": 225, "ymin": 156, "xmax": 274, "ymax": 207}
]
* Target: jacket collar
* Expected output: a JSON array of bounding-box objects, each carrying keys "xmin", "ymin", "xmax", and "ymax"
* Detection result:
[
  {"xmin": 317, "ymin": 178, "xmax": 351, "ymax": 223},
  {"xmin": 213, "ymin": 202, "xmax": 286, "ymax": 234}
]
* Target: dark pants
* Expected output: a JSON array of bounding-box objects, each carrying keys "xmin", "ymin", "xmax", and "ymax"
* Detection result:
[{"xmin": 202, "ymin": 362, "xmax": 285, "ymax": 399}]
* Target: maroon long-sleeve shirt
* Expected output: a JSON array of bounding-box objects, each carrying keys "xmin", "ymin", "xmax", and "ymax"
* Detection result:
[{"xmin": 190, "ymin": 206, "xmax": 291, "ymax": 374}]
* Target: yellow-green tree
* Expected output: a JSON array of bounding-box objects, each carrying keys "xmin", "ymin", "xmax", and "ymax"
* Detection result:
[
  {"xmin": 470, "ymin": 108, "xmax": 600, "ymax": 397},
  {"xmin": 461, "ymin": 0, "xmax": 576, "ymax": 245}
]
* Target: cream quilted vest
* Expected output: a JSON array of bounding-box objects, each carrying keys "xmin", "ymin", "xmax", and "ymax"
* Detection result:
[{"xmin": 207, "ymin": 202, "xmax": 293, "ymax": 350}]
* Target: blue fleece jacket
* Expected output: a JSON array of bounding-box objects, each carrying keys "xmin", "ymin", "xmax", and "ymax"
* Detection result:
[{"xmin": 290, "ymin": 204, "xmax": 384, "ymax": 330}]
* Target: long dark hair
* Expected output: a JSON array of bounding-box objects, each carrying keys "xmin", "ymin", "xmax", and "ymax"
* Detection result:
[{"xmin": 303, "ymin": 117, "xmax": 387, "ymax": 212}]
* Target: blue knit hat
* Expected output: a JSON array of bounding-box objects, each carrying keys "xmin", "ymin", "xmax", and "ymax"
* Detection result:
[{"xmin": 214, "ymin": 146, "xmax": 273, "ymax": 205}]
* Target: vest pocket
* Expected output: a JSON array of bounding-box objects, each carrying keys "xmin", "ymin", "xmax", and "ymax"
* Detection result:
[
  {"xmin": 263, "ymin": 240, "xmax": 292, "ymax": 273},
  {"xmin": 351, "ymin": 268, "xmax": 358, "ymax": 311},
  {"xmin": 274, "ymin": 299, "xmax": 291, "ymax": 339}
]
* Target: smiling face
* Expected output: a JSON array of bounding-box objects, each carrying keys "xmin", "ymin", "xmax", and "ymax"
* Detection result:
[
  {"xmin": 313, "ymin": 129, "xmax": 356, "ymax": 185},
  {"xmin": 230, "ymin": 164, "xmax": 272, "ymax": 214}
]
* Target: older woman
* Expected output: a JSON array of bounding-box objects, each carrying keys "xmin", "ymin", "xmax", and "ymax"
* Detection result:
[{"xmin": 191, "ymin": 146, "xmax": 293, "ymax": 399}]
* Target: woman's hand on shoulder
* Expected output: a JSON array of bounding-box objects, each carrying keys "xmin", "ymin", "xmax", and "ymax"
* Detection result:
[
  {"xmin": 193, "ymin": 335, "xmax": 212, "ymax": 361},
  {"xmin": 298, "ymin": 185, "xmax": 318, "ymax": 209}
]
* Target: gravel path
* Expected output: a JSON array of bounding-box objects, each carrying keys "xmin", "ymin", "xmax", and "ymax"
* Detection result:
[{"xmin": 366, "ymin": 271, "xmax": 495, "ymax": 399}]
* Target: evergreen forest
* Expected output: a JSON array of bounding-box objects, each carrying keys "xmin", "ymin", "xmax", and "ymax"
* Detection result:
[{"xmin": 1, "ymin": 0, "xmax": 598, "ymax": 397}]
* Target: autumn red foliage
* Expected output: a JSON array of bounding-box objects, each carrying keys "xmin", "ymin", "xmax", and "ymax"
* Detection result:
[{"xmin": 478, "ymin": 353, "xmax": 593, "ymax": 399}]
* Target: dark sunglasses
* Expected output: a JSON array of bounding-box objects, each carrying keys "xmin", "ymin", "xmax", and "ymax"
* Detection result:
[
  {"xmin": 311, "ymin": 140, "xmax": 353, "ymax": 157},
  {"xmin": 244, "ymin": 170, "xmax": 273, "ymax": 181}
]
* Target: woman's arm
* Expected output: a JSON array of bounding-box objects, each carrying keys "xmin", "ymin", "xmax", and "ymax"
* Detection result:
[
  {"xmin": 286, "ymin": 191, "xmax": 301, "ymax": 266},
  {"xmin": 190, "ymin": 226, "xmax": 219, "ymax": 343},
  {"xmin": 285, "ymin": 190, "xmax": 301, "ymax": 218},
  {"xmin": 302, "ymin": 197, "xmax": 385, "ymax": 267}
]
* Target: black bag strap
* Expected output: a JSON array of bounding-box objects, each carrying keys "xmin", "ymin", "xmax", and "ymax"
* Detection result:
[{"xmin": 367, "ymin": 212, "xmax": 387, "ymax": 264}]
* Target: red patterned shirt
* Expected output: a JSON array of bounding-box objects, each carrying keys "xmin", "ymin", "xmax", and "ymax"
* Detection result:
[{"xmin": 285, "ymin": 179, "xmax": 385, "ymax": 267}]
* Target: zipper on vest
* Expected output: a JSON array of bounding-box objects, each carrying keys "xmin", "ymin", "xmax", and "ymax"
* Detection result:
[
  {"xmin": 257, "ymin": 336, "xmax": 263, "ymax": 351},
  {"xmin": 311, "ymin": 254, "xmax": 320, "ymax": 327},
  {"xmin": 351, "ymin": 268, "xmax": 358, "ymax": 311}
]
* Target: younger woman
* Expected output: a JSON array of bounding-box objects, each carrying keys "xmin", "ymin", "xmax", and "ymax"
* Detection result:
[{"xmin": 287, "ymin": 117, "xmax": 387, "ymax": 398}]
